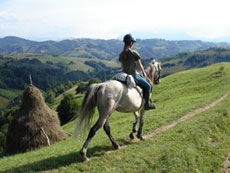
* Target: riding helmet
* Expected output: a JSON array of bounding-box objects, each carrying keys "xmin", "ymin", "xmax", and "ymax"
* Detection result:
[{"xmin": 123, "ymin": 34, "xmax": 136, "ymax": 43}]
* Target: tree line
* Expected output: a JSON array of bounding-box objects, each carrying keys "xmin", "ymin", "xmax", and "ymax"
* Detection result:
[{"xmin": 0, "ymin": 57, "xmax": 89, "ymax": 91}]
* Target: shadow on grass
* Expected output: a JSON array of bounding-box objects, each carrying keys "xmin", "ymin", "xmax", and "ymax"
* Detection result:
[{"xmin": 3, "ymin": 145, "xmax": 111, "ymax": 173}]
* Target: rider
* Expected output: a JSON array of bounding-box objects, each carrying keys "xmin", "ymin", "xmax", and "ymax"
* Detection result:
[{"xmin": 119, "ymin": 34, "xmax": 156, "ymax": 110}]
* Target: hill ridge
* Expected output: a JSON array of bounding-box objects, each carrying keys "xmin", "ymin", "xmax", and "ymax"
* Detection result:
[{"xmin": 1, "ymin": 36, "xmax": 230, "ymax": 59}]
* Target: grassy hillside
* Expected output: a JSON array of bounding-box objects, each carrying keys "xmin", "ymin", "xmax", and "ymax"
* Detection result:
[
  {"xmin": 0, "ymin": 62, "xmax": 230, "ymax": 172},
  {"xmin": 0, "ymin": 89, "xmax": 23, "ymax": 109},
  {"xmin": 49, "ymin": 86, "xmax": 84, "ymax": 111},
  {"xmin": 2, "ymin": 53, "xmax": 120, "ymax": 72}
]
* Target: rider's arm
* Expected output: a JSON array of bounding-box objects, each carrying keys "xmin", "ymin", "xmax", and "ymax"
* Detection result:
[{"xmin": 137, "ymin": 59, "xmax": 147, "ymax": 77}]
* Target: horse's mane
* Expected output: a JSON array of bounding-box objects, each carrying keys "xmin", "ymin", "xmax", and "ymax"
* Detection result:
[{"xmin": 145, "ymin": 63, "xmax": 155, "ymax": 86}]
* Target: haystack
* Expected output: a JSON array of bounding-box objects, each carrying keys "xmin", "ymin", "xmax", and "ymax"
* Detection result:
[{"xmin": 5, "ymin": 85, "xmax": 66, "ymax": 154}]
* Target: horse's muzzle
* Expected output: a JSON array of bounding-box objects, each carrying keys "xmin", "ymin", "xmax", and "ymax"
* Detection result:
[{"xmin": 154, "ymin": 80, "xmax": 160, "ymax": 85}]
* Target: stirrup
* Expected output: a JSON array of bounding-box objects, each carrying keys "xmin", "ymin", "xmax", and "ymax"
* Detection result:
[{"xmin": 144, "ymin": 103, "xmax": 156, "ymax": 110}]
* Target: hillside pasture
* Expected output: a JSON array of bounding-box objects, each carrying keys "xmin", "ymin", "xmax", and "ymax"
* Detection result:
[
  {"xmin": 2, "ymin": 54, "xmax": 120, "ymax": 73},
  {"xmin": 0, "ymin": 89, "xmax": 23, "ymax": 109},
  {"xmin": 0, "ymin": 63, "xmax": 230, "ymax": 172}
]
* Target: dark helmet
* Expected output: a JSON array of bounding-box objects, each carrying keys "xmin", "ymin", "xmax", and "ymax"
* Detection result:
[{"xmin": 123, "ymin": 34, "xmax": 136, "ymax": 43}]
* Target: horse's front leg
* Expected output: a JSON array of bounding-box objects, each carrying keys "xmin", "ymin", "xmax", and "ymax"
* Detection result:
[
  {"xmin": 137, "ymin": 109, "xmax": 146, "ymax": 140},
  {"xmin": 129, "ymin": 111, "xmax": 139, "ymax": 139}
]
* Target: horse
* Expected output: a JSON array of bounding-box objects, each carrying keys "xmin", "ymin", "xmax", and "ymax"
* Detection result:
[{"xmin": 74, "ymin": 60, "xmax": 161, "ymax": 161}]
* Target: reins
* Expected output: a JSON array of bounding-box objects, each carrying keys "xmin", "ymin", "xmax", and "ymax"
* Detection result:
[{"xmin": 144, "ymin": 64, "xmax": 155, "ymax": 86}]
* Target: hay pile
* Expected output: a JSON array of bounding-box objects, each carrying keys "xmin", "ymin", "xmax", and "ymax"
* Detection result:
[{"xmin": 5, "ymin": 85, "xmax": 66, "ymax": 154}]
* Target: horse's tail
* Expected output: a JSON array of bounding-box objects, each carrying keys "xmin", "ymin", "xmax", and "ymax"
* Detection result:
[{"xmin": 74, "ymin": 83, "xmax": 101, "ymax": 139}]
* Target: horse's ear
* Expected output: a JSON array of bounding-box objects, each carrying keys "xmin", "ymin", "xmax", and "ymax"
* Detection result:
[
  {"xmin": 152, "ymin": 59, "xmax": 156, "ymax": 64},
  {"xmin": 157, "ymin": 62, "xmax": 162, "ymax": 70}
]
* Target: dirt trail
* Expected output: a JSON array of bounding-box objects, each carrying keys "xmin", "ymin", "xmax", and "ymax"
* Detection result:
[
  {"xmin": 144, "ymin": 92, "xmax": 229, "ymax": 139},
  {"xmin": 223, "ymin": 156, "xmax": 230, "ymax": 173},
  {"xmin": 106, "ymin": 92, "xmax": 229, "ymax": 154},
  {"xmin": 56, "ymin": 85, "xmax": 78, "ymax": 100},
  {"xmin": 106, "ymin": 92, "xmax": 230, "ymax": 172}
]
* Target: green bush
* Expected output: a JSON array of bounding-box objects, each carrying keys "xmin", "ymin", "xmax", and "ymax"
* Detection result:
[{"xmin": 56, "ymin": 94, "xmax": 80, "ymax": 125}]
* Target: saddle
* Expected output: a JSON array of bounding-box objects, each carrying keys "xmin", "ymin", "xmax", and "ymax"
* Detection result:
[
  {"xmin": 112, "ymin": 72, "xmax": 143, "ymax": 97},
  {"xmin": 112, "ymin": 72, "xmax": 136, "ymax": 88}
]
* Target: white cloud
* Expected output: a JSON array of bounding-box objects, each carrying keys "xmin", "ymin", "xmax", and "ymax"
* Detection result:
[{"xmin": 1, "ymin": 0, "xmax": 230, "ymax": 41}]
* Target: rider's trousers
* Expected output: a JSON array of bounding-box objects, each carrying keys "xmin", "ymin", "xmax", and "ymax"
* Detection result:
[{"xmin": 133, "ymin": 74, "xmax": 152, "ymax": 92}]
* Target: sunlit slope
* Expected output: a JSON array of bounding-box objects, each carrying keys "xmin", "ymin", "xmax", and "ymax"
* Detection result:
[
  {"xmin": 64, "ymin": 62, "xmax": 230, "ymax": 134},
  {"xmin": 0, "ymin": 62, "xmax": 230, "ymax": 172}
]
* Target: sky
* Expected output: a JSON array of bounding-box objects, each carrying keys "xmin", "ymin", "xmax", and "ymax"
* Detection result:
[{"xmin": 1, "ymin": 0, "xmax": 230, "ymax": 42}]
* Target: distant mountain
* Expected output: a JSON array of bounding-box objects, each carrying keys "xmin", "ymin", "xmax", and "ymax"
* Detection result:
[
  {"xmin": 120, "ymin": 30, "xmax": 230, "ymax": 43},
  {"xmin": 0, "ymin": 36, "xmax": 37, "ymax": 53},
  {"xmin": 1, "ymin": 36, "xmax": 230, "ymax": 59},
  {"xmin": 118, "ymin": 30, "xmax": 198, "ymax": 41}
]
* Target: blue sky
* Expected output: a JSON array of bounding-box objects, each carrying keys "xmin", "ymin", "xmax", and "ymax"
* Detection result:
[{"xmin": 0, "ymin": 0, "xmax": 230, "ymax": 42}]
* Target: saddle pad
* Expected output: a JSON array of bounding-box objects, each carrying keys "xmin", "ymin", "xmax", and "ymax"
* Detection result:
[{"xmin": 112, "ymin": 72, "xmax": 136, "ymax": 88}]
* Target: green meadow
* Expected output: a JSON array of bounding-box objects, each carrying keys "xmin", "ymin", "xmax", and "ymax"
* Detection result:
[
  {"xmin": 4, "ymin": 54, "xmax": 120, "ymax": 72},
  {"xmin": 0, "ymin": 89, "xmax": 23, "ymax": 109},
  {"xmin": 0, "ymin": 62, "xmax": 230, "ymax": 172}
]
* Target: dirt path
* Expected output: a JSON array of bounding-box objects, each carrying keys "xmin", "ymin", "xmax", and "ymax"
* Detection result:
[
  {"xmin": 79, "ymin": 91, "xmax": 230, "ymax": 170},
  {"xmin": 106, "ymin": 92, "xmax": 229, "ymax": 154},
  {"xmin": 144, "ymin": 92, "xmax": 229, "ymax": 139},
  {"xmin": 55, "ymin": 85, "xmax": 78, "ymax": 100},
  {"xmin": 223, "ymin": 156, "xmax": 230, "ymax": 173}
]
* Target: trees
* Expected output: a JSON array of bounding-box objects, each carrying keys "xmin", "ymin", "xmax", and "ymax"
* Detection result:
[
  {"xmin": 76, "ymin": 82, "xmax": 87, "ymax": 94},
  {"xmin": 45, "ymin": 90, "xmax": 55, "ymax": 104},
  {"xmin": 88, "ymin": 78, "xmax": 101, "ymax": 85},
  {"xmin": 76, "ymin": 78, "xmax": 101, "ymax": 95},
  {"xmin": 0, "ymin": 109, "xmax": 15, "ymax": 153},
  {"xmin": 56, "ymin": 94, "xmax": 80, "ymax": 125}
]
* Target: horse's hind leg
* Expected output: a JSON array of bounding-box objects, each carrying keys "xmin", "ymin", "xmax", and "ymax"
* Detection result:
[
  {"xmin": 80, "ymin": 117, "xmax": 106, "ymax": 161},
  {"xmin": 129, "ymin": 112, "xmax": 139, "ymax": 139},
  {"xmin": 104, "ymin": 120, "xmax": 120, "ymax": 149}
]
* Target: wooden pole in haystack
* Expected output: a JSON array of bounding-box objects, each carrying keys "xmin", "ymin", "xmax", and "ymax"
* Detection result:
[{"xmin": 29, "ymin": 73, "xmax": 33, "ymax": 86}]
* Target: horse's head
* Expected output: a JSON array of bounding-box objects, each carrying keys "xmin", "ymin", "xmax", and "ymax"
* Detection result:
[{"xmin": 146, "ymin": 59, "xmax": 161, "ymax": 85}]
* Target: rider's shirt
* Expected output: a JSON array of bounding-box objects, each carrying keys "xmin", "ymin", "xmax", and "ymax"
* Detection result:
[{"xmin": 119, "ymin": 49, "xmax": 141, "ymax": 75}]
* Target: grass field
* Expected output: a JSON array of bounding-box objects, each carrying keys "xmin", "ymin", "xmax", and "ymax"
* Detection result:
[
  {"xmin": 3, "ymin": 54, "xmax": 120, "ymax": 72},
  {"xmin": 0, "ymin": 62, "xmax": 230, "ymax": 172},
  {"xmin": 0, "ymin": 89, "xmax": 23, "ymax": 109},
  {"xmin": 0, "ymin": 96, "xmax": 9, "ymax": 108}
]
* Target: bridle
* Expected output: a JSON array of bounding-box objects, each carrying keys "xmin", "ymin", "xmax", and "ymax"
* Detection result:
[
  {"xmin": 145, "ymin": 60, "xmax": 161, "ymax": 86},
  {"xmin": 153, "ymin": 62, "xmax": 161, "ymax": 85}
]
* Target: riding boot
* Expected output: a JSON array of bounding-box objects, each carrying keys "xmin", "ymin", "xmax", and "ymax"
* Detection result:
[{"xmin": 144, "ymin": 91, "xmax": 156, "ymax": 110}]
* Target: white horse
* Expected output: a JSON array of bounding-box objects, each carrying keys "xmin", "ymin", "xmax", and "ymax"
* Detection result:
[{"xmin": 74, "ymin": 60, "xmax": 161, "ymax": 161}]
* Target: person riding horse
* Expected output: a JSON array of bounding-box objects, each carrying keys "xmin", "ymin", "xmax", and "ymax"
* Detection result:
[
  {"xmin": 119, "ymin": 34, "xmax": 156, "ymax": 110},
  {"xmin": 75, "ymin": 34, "xmax": 161, "ymax": 161}
]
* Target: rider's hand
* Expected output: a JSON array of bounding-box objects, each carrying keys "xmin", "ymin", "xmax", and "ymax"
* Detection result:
[{"xmin": 142, "ymin": 72, "xmax": 147, "ymax": 78}]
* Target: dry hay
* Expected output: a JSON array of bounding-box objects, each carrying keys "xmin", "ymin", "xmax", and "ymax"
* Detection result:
[{"xmin": 5, "ymin": 85, "xmax": 66, "ymax": 154}]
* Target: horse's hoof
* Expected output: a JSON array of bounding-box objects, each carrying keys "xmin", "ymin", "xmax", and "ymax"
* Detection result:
[
  {"xmin": 137, "ymin": 135, "xmax": 144, "ymax": 140},
  {"xmin": 82, "ymin": 156, "xmax": 89, "ymax": 162},
  {"xmin": 80, "ymin": 149, "xmax": 89, "ymax": 162},
  {"xmin": 129, "ymin": 133, "xmax": 135, "ymax": 139},
  {"xmin": 113, "ymin": 144, "xmax": 120, "ymax": 150}
]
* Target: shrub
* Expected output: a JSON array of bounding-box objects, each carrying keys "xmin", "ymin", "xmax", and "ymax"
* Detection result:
[{"xmin": 57, "ymin": 94, "xmax": 80, "ymax": 125}]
